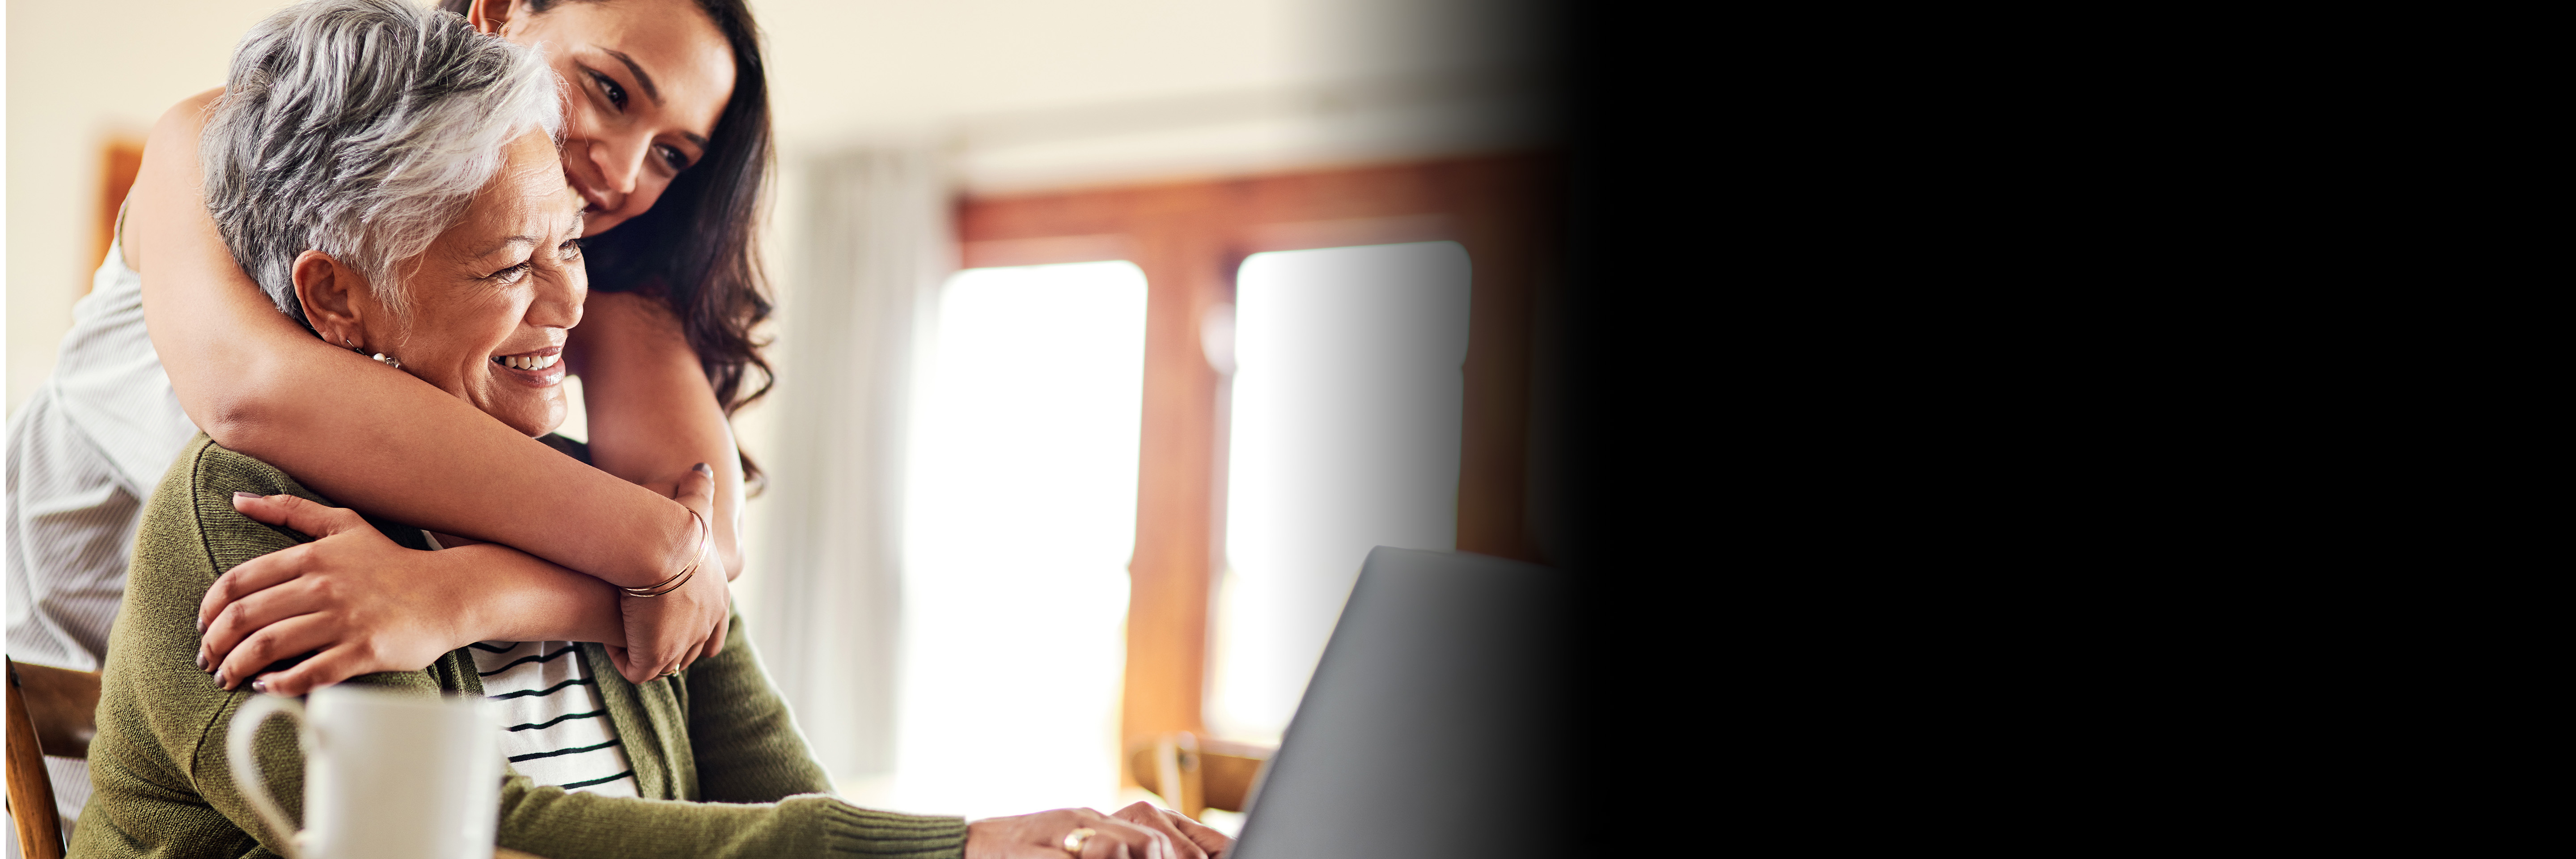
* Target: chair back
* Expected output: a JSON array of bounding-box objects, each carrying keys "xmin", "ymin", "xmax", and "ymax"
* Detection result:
[
  {"xmin": 7, "ymin": 658, "xmax": 103, "ymax": 859},
  {"xmin": 1128, "ymin": 731, "xmax": 1273, "ymax": 820}
]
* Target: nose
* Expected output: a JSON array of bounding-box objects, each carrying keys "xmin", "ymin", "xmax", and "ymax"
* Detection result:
[
  {"xmin": 587, "ymin": 132, "xmax": 650, "ymax": 207},
  {"xmin": 531, "ymin": 259, "xmax": 586, "ymax": 331}
]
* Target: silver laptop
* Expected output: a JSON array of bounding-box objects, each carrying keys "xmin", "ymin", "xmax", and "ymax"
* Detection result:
[{"xmin": 1231, "ymin": 547, "xmax": 1568, "ymax": 859}]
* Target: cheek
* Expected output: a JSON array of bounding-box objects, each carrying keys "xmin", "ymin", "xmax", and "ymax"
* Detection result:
[
  {"xmin": 582, "ymin": 211, "xmax": 629, "ymax": 238},
  {"xmin": 624, "ymin": 176, "xmax": 671, "ymax": 221}
]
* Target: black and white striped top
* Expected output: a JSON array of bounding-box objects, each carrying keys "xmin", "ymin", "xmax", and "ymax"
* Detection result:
[
  {"xmin": 425, "ymin": 532, "xmax": 640, "ymax": 796},
  {"xmin": 467, "ymin": 640, "xmax": 641, "ymax": 796}
]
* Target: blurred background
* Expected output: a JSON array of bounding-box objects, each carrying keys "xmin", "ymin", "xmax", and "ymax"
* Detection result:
[{"xmin": 6, "ymin": 0, "xmax": 1560, "ymax": 833}]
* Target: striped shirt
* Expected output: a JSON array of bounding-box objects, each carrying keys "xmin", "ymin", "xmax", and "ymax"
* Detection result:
[
  {"xmin": 5, "ymin": 221, "xmax": 198, "ymax": 829},
  {"xmin": 467, "ymin": 640, "xmax": 642, "ymax": 796},
  {"xmin": 425, "ymin": 533, "xmax": 640, "ymax": 796}
]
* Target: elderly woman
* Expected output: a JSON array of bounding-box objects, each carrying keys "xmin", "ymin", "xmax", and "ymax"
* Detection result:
[{"xmin": 73, "ymin": 3, "xmax": 1225, "ymax": 858}]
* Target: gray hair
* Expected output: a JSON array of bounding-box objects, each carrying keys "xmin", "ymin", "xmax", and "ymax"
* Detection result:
[{"xmin": 202, "ymin": 0, "xmax": 563, "ymax": 326}]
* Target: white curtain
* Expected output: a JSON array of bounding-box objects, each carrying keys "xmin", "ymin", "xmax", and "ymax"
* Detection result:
[{"xmin": 751, "ymin": 148, "xmax": 951, "ymax": 782}]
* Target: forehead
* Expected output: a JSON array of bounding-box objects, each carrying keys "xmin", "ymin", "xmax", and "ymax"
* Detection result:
[
  {"xmin": 458, "ymin": 132, "xmax": 583, "ymax": 235},
  {"xmin": 551, "ymin": 0, "xmax": 736, "ymax": 132}
]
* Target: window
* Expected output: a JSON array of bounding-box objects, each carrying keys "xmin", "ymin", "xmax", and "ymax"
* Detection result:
[
  {"xmin": 894, "ymin": 261, "xmax": 1148, "ymax": 816},
  {"xmin": 1208, "ymin": 241, "xmax": 1474, "ymax": 743}
]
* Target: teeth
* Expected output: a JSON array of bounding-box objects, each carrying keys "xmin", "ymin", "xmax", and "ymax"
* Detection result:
[{"xmin": 495, "ymin": 353, "xmax": 557, "ymax": 370}]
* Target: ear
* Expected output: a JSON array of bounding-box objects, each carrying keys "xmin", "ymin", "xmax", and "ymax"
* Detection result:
[
  {"xmin": 464, "ymin": 0, "xmax": 522, "ymax": 36},
  {"xmin": 290, "ymin": 250, "xmax": 371, "ymax": 349}
]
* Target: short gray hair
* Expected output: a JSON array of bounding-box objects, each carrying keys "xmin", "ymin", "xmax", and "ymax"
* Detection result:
[{"xmin": 202, "ymin": 0, "xmax": 563, "ymax": 325}]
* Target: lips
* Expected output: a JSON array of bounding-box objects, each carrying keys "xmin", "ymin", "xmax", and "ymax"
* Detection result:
[
  {"xmin": 491, "ymin": 346, "xmax": 566, "ymax": 386},
  {"xmin": 566, "ymin": 169, "xmax": 614, "ymax": 215}
]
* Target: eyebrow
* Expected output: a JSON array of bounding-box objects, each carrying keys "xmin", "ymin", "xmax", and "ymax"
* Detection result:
[
  {"xmin": 604, "ymin": 49, "xmax": 663, "ymax": 108},
  {"xmin": 603, "ymin": 48, "xmax": 715, "ymax": 153},
  {"xmin": 470, "ymin": 236, "xmax": 542, "ymax": 260}
]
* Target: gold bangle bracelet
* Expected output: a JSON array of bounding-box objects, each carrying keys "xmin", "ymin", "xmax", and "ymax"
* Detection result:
[{"xmin": 621, "ymin": 507, "xmax": 711, "ymax": 598}]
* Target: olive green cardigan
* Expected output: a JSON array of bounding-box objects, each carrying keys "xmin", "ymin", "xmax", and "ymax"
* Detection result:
[{"xmin": 70, "ymin": 434, "xmax": 966, "ymax": 859}]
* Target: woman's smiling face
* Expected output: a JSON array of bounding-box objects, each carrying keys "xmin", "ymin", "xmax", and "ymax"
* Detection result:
[
  {"xmin": 298, "ymin": 131, "xmax": 589, "ymax": 438},
  {"xmin": 475, "ymin": 0, "xmax": 736, "ymax": 237}
]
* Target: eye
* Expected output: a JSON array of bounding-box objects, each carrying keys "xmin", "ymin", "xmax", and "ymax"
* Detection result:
[
  {"xmin": 486, "ymin": 260, "xmax": 534, "ymax": 285},
  {"xmin": 588, "ymin": 69, "xmax": 627, "ymax": 111},
  {"xmin": 656, "ymin": 143, "xmax": 691, "ymax": 172},
  {"xmin": 558, "ymin": 238, "xmax": 583, "ymax": 261}
]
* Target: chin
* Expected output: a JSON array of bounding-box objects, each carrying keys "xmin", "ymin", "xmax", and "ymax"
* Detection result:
[{"xmin": 582, "ymin": 211, "xmax": 632, "ymax": 237}]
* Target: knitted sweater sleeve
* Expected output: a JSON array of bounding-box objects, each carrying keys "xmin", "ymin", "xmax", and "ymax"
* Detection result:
[
  {"xmin": 680, "ymin": 611, "xmax": 838, "ymax": 803},
  {"xmin": 486, "ymin": 613, "xmax": 970, "ymax": 858}
]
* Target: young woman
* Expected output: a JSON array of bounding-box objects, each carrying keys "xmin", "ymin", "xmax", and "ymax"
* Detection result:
[
  {"xmin": 10, "ymin": 0, "xmax": 773, "ymax": 693},
  {"xmin": 82, "ymin": 10, "xmax": 1224, "ymax": 855}
]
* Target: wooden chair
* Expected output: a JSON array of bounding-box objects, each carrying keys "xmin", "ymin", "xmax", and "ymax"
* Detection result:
[
  {"xmin": 1127, "ymin": 732, "xmax": 1274, "ymax": 821},
  {"xmin": 7, "ymin": 658, "xmax": 102, "ymax": 859}
]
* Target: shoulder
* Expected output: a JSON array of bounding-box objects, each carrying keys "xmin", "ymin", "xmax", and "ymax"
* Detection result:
[
  {"xmin": 154, "ymin": 434, "xmax": 321, "ymax": 519},
  {"xmin": 135, "ymin": 434, "xmax": 339, "ymax": 579}
]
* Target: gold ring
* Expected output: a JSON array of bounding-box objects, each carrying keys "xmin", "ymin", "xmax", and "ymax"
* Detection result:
[{"xmin": 1059, "ymin": 827, "xmax": 1096, "ymax": 855}]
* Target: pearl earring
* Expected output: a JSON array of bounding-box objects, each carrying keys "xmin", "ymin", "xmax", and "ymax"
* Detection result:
[{"xmin": 344, "ymin": 336, "xmax": 399, "ymax": 369}]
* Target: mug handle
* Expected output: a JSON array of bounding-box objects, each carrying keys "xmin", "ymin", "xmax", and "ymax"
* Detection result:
[{"xmin": 227, "ymin": 693, "xmax": 308, "ymax": 859}]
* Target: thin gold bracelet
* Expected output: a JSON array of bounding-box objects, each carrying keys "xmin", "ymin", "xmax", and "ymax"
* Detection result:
[{"xmin": 621, "ymin": 507, "xmax": 710, "ymax": 598}]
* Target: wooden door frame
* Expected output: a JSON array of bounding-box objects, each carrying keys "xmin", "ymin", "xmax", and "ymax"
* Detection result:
[{"xmin": 954, "ymin": 153, "xmax": 1557, "ymax": 780}]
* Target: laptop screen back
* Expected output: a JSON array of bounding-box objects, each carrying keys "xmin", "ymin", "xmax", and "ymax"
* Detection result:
[{"xmin": 1230, "ymin": 547, "xmax": 1569, "ymax": 859}]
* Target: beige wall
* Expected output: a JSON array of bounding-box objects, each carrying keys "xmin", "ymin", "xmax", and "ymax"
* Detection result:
[
  {"xmin": 4, "ymin": 0, "xmax": 1541, "ymax": 414},
  {"xmin": 6, "ymin": 0, "xmax": 301, "ymax": 417}
]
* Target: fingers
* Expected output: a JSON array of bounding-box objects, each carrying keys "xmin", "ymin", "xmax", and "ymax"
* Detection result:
[
  {"xmin": 671, "ymin": 462, "xmax": 716, "ymax": 517},
  {"xmin": 1148, "ymin": 805, "xmax": 1230, "ymax": 858},
  {"xmin": 1076, "ymin": 812, "xmax": 1175, "ymax": 859},
  {"xmin": 605, "ymin": 646, "xmax": 654, "ymax": 685},
  {"xmin": 231, "ymin": 493, "xmax": 371, "ymax": 539},
  {"xmin": 199, "ymin": 543, "xmax": 317, "ymax": 634},
  {"xmin": 241, "ymin": 643, "xmax": 375, "ymax": 697},
  {"xmin": 613, "ymin": 600, "xmax": 689, "ymax": 683},
  {"xmin": 1110, "ymin": 803, "xmax": 1208, "ymax": 859},
  {"xmin": 692, "ymin": 564, "xmax": 729, "ymax": 662},
  {"xmin": 210, "ymin": 612, "xmax": 337, "ymax": 691},
  {"xmin": 199, "ymin": 572, "xmax": 328, "ymax": 669}
]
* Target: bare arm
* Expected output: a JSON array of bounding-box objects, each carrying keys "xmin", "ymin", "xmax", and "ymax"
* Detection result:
[
  {"xmin": 197, "ymin": 495, "xmax": 624, "ymax": 697},
  {"xmin": 135, "ymin": 91, "xmax": 717, "ymax": 587},
  {"xmin": 201, "ymin": 464, "xmax": 732, "ymax": 694},
  {"xmin": 136, "ymin": 90, "xmax": 726, "ymax": 676},
  {"xmin": 567, "ymin": 292, "xmax": 746, "ymax": 580}
]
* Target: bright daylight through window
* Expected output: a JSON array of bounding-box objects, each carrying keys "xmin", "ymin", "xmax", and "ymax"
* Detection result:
[
  {"xmin": 894, "ymin": 261, "xmax": 1148, "ymax": 818},
  {"xmin": 1209, "ymin": 241, "xmax": 1474, "ymax": 744}
]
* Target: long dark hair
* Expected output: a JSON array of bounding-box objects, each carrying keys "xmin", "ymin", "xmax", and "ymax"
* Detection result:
[{"xmin": 441, "ymin": 0, "xmax": 775, "ymax": 489}]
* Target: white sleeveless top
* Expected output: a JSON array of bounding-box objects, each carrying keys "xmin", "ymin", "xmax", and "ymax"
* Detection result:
[
  {"xmin": 4, "ymin": 216, "xmax": 202, "ymax": 827},
  {"xmin": 6, "ymin": 221, "xmax": 199, "ymax": 671}
]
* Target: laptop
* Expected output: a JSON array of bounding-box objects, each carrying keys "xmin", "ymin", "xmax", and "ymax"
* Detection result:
[{"xmin": 1230, "ymin": 547, "xmax": 1570, "ymax": 859}]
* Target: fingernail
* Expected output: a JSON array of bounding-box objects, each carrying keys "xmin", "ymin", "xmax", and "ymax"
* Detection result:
[
  {"xmin": 214, "ymin": 670, "xmax": 229, "ymax": 689},
  {"xmin": 198, "ymin": 615, "xmax": 208, "ymax": 633},
  {"xmin": 196, "ymin": 651, "xmax": 208, "ymax": 671},
  {"xmin": 233, "ymin": 492, "xmax": 261, "ymax": 500},
  {"xmin": 692, "ymin": 462, "xmax": 712, "ymax": 474},
  {"xmin": 251, "ymin": 678, "xmax": 270, "ymax": 694}
]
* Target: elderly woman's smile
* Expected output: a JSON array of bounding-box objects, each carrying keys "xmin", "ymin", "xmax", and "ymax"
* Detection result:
[{"xmin": 290, "ymin": 130, "xmax": 589, "ymax": 438}]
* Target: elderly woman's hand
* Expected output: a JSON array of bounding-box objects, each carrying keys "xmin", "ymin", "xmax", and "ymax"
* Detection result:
[
  {"xmin": 606, "ymin": 463, "xmax": 731, "ymax": 684},
  {"xmin": 965, "ymin": 803, "xmax": 1229, "ymax": 859}
]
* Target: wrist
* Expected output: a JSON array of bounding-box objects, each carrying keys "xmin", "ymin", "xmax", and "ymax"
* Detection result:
[{"xmin": 616, "ymin": 499, "xmax": 704, "ymax": 591}]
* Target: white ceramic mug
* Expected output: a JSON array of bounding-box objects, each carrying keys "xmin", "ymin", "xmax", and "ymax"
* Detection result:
[{"xmin": 228, "ymin": 685, "xmax": 501, "ymax": 859}]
